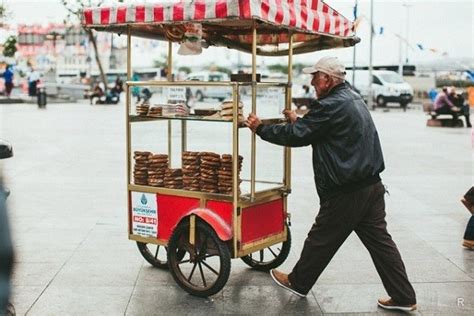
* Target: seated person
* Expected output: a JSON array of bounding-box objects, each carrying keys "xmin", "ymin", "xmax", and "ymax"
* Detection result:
[
  {"xmin": 90, "ymin": 82, "xmax": 104, "ymax": 104},
  {"xmin": 433, "ymin": 87, "xmax": 460, "ymax": 120},
  {"xmin": 448, "ymin": 88, "xmax": 472, "ymax": 128}
]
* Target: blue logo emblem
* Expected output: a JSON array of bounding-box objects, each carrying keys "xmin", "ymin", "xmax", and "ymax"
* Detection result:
[{"xmin": 140, "ymin": 194, "xmax": 148, "ymax": 205}]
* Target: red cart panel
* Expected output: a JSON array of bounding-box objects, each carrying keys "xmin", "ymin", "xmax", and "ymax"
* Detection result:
[
  {"xmin": 205, "ymin": 200, "xmax": 233, "ymax": 225},
  {"xmin": 156, "ymin": 194, "xmax": 200, "ymax": 241},
  {"xmin": 241, "ymin": 198, "xmax": 284, "ymax": 244}
]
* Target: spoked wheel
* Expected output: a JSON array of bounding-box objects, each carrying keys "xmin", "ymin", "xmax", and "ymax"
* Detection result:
[
  {"xmin": 241, "ymin": 224, "xmax": 291, "ymax": 271},
  {"xmin": 168, "ymin": 220, "xmax": 231, "ymax": 297},
  {"xmin": 136, "ymin": 242, "xmax": 169, "ymax": 269}
]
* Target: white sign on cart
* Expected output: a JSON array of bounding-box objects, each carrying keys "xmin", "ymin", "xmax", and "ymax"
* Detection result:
[{"xmin": 131, "ymin": 192, "xmax": 158, "ymax": 238}]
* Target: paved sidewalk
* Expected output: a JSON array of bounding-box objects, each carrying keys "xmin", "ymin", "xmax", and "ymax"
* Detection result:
[{"xmin": 1, "ymin": 101, "xmax": 472, "ymax": 315}]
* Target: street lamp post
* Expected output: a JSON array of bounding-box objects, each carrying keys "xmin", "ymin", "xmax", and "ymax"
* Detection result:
[
  {"xmin": 368, "ymin": 0, "xmax": 374, "ymax": 110},
  {"xmin": 402, "ymin": 2, "xmax": 412, "ymax": 65}
]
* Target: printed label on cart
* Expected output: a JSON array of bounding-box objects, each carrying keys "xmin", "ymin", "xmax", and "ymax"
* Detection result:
[
  {"xmin": 167, "ymin": 87, "xmax": 186, "ymax": 102},
  {"xmin": 131, "ymin": 192, "xmax": 158, "ymax": 238}
]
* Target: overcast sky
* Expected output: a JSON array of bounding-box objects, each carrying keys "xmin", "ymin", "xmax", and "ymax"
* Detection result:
[{"xmin": 3, "ymin": 0, "xmax": 473, "ymax": 67}]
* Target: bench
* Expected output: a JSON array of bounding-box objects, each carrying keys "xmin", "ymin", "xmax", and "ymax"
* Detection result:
[{"xmin": 423, "ymin": 102, "xmax": 463, "ymax": 127}]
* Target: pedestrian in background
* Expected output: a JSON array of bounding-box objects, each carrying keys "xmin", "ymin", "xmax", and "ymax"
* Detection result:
[
  {"xmin": 27, "ymin": 67, "xmax": 40, "ymax": 97},
  {"xmin": 245, "ymin": 56, "xmax": 417, "ymax": 312},
  {"xmin": 131, "ymin": 73, "xmax": 141, "ymax": 102},
  {"xmin": 2, "ymin": 65, "xmax": 14, "ymax": 98},
  {"xmin": 428, "ymin": 87, "xmax": 438, "ymax": 102},
  {"xmin": 448, "ymin": 88, "xmax": 472, "ymax": 127}
]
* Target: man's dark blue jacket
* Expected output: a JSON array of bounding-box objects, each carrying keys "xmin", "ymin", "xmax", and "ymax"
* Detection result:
[{"xmin": 256, "ymin": 82, "xmax": 385, "ymax": 202}]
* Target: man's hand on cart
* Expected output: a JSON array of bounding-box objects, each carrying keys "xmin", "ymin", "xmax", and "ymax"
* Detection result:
[
  {"xmin": 245, "ymin": 113, "xmax": 262, "ymax": 133},
  {"xmin": 283, "ymin": 109, "xmax": 297, "ymax": 124}
]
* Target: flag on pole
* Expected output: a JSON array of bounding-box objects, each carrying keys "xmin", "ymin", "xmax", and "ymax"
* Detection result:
[{"xmin": 353, "ymin": 0, "xmax": 358, "ymax": 20}]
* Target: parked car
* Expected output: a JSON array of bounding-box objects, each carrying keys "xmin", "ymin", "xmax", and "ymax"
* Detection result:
[
  {"xmin": 185, "ymin": 71, "xmax": 231, "ymax": 101},
  {"xmin": 346, "ymin": 70, "xmax": 414, "ymax": 108}
]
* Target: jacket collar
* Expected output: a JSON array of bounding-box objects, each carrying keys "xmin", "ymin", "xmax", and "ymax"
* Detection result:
[{"xmin": 318, "ymin": 82, "xmax": 347, "ymax": 101}]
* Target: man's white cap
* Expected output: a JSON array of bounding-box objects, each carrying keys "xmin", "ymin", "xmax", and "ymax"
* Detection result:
[{"xmin": 302, "ymin": 56, "xmax": 346, "ymax": 79}]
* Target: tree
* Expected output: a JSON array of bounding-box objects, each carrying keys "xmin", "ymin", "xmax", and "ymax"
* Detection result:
[
  {"xmin": 178, "ymin": 66, "xmax": 191, "ymax": 74},
  {"xmin": 0, "ymin": 4, "xmax": 11, "ymax": 27},
  {"xmin": 3, "ymin": 36, "xmax": 17, "ymax": 58},
  {"xmin": 61, "ymin": 0, "xmax": 110, "ymax": 91}
]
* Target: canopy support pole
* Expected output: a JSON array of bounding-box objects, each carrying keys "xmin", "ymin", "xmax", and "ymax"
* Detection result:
[
  {"xmin": 284, "ymin": 32, "xmax": 293, "ymax": 206},
  {"xmin": 250, "ymin": 23, "xmax": 257, "ymax": 201},
  {"xmin": 126, "ymin": 25, "xmax": 131, "ymax": 185},
  {"xmin": 126, "ymin": 25, "xmax": 132, "ymax": 235},
  {"xmin": 167, "ymin": 41, "xmax": 173, "ymax": 167}
]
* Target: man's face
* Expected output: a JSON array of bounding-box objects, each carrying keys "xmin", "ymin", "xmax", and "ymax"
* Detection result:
[{"xmin": 310, "ymin": 72, "xmax": 331, "ymax": 99}]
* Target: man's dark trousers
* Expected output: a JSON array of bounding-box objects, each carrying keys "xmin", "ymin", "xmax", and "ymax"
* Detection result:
[{"xmin": 288, "ymin": 181, "xmax": 417, "ymax": 305}]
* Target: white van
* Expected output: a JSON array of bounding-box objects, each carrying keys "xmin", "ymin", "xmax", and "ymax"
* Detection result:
[
  {"xmin": 346, "ymin": 70, "xmax": 413, "ymax": 107},
  {"xmin": 185, "ymin": 71, "xmax": 231, "ymax": 101}
]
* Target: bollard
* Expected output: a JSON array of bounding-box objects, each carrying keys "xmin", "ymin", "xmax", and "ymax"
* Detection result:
[{"xmin": 37, "ymin": 87, "xmax": 47, "ymax": 108}]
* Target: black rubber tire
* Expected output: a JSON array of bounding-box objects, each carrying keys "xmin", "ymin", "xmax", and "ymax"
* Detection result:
[
  {"xmin": 136, "ymin": 242, "xmax": 169, "ymax": 269},
  {"xmin": 168, "ymin": 220, "xmax": 231, "ymax": 297},
  {"xmin": 195, "ymin": 91, "xmax": 204, "ymax": 101},
  {"xmin": 241, "ymin": 224, "xmax": 291, "ymax": 271},
  {"xmin": 376, "ymin": 95, "xmax": 386, "ymax": 107}
]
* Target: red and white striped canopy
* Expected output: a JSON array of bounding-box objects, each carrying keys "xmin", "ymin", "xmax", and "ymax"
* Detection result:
[{"xmin": 83, "ymin": 0, "xmax": 358, "ymax": 55}]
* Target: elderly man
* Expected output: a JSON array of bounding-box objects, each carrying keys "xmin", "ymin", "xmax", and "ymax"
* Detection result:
[{"xmin": 245, "ymin": 57, "xmax": 417, "ymax": 312}]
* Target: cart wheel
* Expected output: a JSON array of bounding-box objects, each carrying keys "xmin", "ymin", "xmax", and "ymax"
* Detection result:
[
  {"xmin": 137, "ymin": 242, "xmax": 186, "ymax": 269},
  {"xmin": 241, "ymin": 224, "xmax": 291, "ymax": 271},
  {"xmin": 168, "ymin": 220, "xmax": 231, "ymax": 297},
  {"xmin": 136, "ymin": 242, "xmax": 169, "ymax": 269}
]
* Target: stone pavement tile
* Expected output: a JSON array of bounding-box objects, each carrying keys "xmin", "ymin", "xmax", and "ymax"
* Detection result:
[
  {"xmin": 51, "ymin": 261, "xmax": 141, "ymax": 287},
  {"xmin": 126, "ymin": 284, "xmax": 322, "ymax": 315},
  {"xmin": 389, "ymin": 237, "xmax": 445, "ymax": 260},
  {"xmin": 429, "ymin": 241, "xmax": 474, "ymax": 261},
  {"xmin": 126, "ymin": 285, "xmax": 224, "ymax": 315},
  {"xmin": 77, "ymin": 226, "xmax": 136, "ymax": 251},
  {"xmin": 69, "ymin": 247, "xmax": 142, "ymax": 265},
  {"xmin": 12, "ymin": 230, "xmax": 90, "ymax": 251},
  {"xmin": 317, "ymin": 260, "xmax": 380, "ymax": 285},
  {"xmin": 11, "ymin": 262, "xmax": 64, "ymax": 287},
  {"xmin": 26, "ymin": 286, "xmax": 134, "ymax": 315},
  {"xmin": 135, "ymin": 265, "xmax": 176, "ymax": 286},
  {"xmin": 221, "ymin": 285, "xmax": 322, "ymax": 314},
  {"xmin": 312, "ymin": 283, "xmax": 389, "ymax": 314},
  {"xmin": 404, "ymin": 258, "xmax": 472, "ymax": 282},
  {"xmin": 10, "ymin": 286, "xmax": 44, "ymax": 316},
  {"xmin": 447, "ymin": 258, "xmax": 474, "ymax": 278},
  {"xmin": 414, "ymin": 282, "xmax": 474, "ymax": 314},
  {"xmin": 314, "ymin": 281, "xmax": 474, "ymax": 315},
  {"xmin": 13, "ymin": 248, "xmax": 73, "ymax": 264},
  {"xmin": 225, "ymin": 265, "xmax": 275, "ymax": 286}
]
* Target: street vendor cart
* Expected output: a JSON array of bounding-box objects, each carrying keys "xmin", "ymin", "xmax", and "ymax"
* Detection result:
[{"xmin": 83, "ymin": 0, "xmax": 358, "ymax": 297}]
